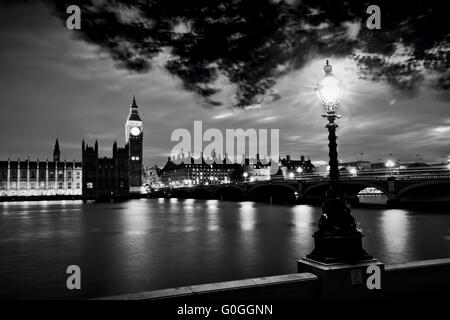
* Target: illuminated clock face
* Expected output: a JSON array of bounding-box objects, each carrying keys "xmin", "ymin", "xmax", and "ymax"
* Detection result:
[{"xmin": 130, "ymin": 127, "xmax": 141, "ymax": 136}]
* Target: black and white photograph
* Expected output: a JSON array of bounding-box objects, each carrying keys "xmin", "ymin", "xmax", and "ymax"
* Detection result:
[{"xmin": 0, "ymin": 0, "xmax": 449, "ymax": 311}]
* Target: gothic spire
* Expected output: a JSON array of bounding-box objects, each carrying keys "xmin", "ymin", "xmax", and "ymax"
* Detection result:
[
  {"xmin": 128, "ymin": 95, "xmax": 141, "ymax": 121},
  {"xmin": 54, "ymin": 138, "xmax": 61, "ymax": 162},
  {"xmin": 131, "ymin": 95, "xmax": 138, "ymax": 109}
]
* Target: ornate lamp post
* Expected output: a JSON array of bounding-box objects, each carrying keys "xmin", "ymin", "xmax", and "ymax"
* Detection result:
[{"xmin": 307, "ymin": 60, "xmax": 371, "ymax": 263}]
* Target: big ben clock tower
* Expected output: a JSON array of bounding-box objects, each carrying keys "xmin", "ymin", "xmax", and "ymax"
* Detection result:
[{"xmin": 125, "ymin": 95, "xmax": 143, "ymax": 193}]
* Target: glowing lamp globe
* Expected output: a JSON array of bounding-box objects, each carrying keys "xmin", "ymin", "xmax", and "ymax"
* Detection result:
[
  {"xmin": 316, "ymin": 60, "xmax": 344, "ymax": 106},
  {"xmin": 385, "ymin": 160, "xmax": 395, "ymax": 168}
]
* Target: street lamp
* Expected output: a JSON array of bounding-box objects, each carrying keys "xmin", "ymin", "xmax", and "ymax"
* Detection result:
[
  {"xmin": 307, "ymin": 60, "xmax": 371, "ymax": 263},
  {"xmin": 385, "ymin": 159, "xmax": 395, "ymax": 177},
  {"xmin": 296, "ymin": 167, "xmax": 303, "ymax": 179},
  {"xmin": 243, "ymin": 172, "xmax": 248, "ymax": 183}
]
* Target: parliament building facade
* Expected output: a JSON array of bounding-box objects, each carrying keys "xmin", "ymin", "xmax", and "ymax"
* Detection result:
[
  {"xmin": 0, "ymin": 140, "xmax": 83, "ymax": 197},
  {"xmin": 82, "ymin": 96, "xmax": 143, "ymax": 199},
  {"xmin": 0, "ymin": 96, "xmax": 144, "ymax": 200}
]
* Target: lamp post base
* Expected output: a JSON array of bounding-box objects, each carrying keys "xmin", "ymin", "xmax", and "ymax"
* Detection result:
[
  {"xmin": 307, "ymin": 231, "xmax": 372, "ymax": 264},
  {"xmin": 307, "ymin": 195, "xmax": 372, "ymax": 264}
]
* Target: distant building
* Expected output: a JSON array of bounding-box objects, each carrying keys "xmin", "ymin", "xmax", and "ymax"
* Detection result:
[
  {"xmin": 82, "ymin": 96, "xmax": 144, "ymax": 198},
  {"xmin": 125, "ymin": 96, "xmax": 144, "ymax": 193},
  {"xmin": 340, "ymin": 160, "xmax": 371, "ymax": 170},
  {"xmin": 244, "ymin": 154, "xmax": 271, "ymax": 182},
  {"xmin": 279, "ymin": 155, "xmax": 315, "ymax": 179},
  {"xmin": 0, "ymin": 140, "xmax": 82, "ymax": 197},
  {"xmin": 82, "ymin": 140, "xmax": 129, "ymax": 199},
  {"xmin": 0, "ymin": 96, "xmax": 143, "ymax": 200},
  {"xmin": 160, "ymin": 155, "xmax": 240, "ymax": 187},
  {"xmin": 143, "ymin": 165, "xmax": 162, "ymax": 188}
]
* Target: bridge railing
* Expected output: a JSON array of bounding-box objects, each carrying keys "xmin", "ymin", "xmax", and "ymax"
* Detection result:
[{"xmin": 151, "ymin": 165, "xmax": 450, "ymax": 190}]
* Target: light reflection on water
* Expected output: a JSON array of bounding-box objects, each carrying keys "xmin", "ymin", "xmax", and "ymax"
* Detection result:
[
  {"xmin": 0, "ymin": 198, "xmax": 449, "ymax": 299},
  {"xmin": 380, "ymin": 209, "xmax": 410, "ymax": 258}
]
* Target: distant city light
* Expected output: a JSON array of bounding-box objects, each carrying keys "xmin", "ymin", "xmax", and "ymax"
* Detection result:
[{"xmin": 385, "ymin": 160, "xmax": 395, "ymax": 168}]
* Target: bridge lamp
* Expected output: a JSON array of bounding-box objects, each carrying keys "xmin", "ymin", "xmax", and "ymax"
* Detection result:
[
  {"xmin": 243, "ymin": 172, "xmax": 248, "ymax": 182},
  {"xmin": 385, "ymin": 160, "xmax": 395, "ymax": 168},
  {"xmin": 349, "ymin": 168, "xmax": 357, "ymax": 177},
  {"xmin": 296, "ymin": 167, "xmax": 303, "ymax": 174},
  {"xmin": 385, "ymin": 159, "xmax": 396, "ymax": 177},
  {"xmin": 306, "ymin": 60, "xmax": 371, "ymax": 264},
  {"xmin": 289, "ymin": 172, "xmax": 295, "ymax": 180}
]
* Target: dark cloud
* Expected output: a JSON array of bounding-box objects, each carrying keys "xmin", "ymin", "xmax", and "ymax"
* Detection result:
[
  {"xmin": 0, "ymin": 1, "xmax": 448, "ymax": 166},
  {"xmin": 32, "ymin": 0, "xmax": 449, "ymax": 107}
]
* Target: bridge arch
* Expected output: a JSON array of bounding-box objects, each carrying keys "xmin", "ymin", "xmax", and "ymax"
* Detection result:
[
  {"xmin": 213, "ymin": 184, "xmax": 246, "ymax": 201},
  {"xmin": 303, "ymin": 180, "xmax": 388, "ymax": 203},
  {"xmin": 397, "ymin": 180, "xmax": 450, "ymax": 201},
  {"xmin": 213, "ymin": 184, "xmax": 245, "ymax": 193},
  {"xmin": 247, "ymin": 183, "xmax": 298, "ymax": 204},
  {"xmin": 248, "ymin": 183, "xmax": 297, "ymax": 194}
]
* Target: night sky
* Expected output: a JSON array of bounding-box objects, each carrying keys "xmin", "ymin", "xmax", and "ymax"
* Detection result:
[{"xmin": 0, "ymin": 1, "xmax": 448, "ymax": 166}]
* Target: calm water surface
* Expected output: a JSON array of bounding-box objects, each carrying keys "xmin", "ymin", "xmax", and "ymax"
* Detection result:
[{"xmin": 0, "ymin": 198, "xmax": 449, "ymax": 299}]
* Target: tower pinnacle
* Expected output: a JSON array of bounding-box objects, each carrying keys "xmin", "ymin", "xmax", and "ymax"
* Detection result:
[
  {"xmin": 127, "ymin": 95, "xmax": 141, "ymax": 121},
  {"xmin": 53, "ymin": 138, "xmax": 61, "ymax": 162},
  {"xmin": 131, "ymin": 95, "xmax": 138, "ymax": 109}
]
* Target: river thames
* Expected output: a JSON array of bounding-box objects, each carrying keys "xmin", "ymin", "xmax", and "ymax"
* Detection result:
[{"xmin": 0, "ymin": 198, "xmax": 449, "ymax": 299}]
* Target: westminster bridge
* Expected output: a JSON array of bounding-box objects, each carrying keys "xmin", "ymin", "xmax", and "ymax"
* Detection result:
[{"xmin": 153, "ymin": 167, "xmax": 450, "ymax": 207}]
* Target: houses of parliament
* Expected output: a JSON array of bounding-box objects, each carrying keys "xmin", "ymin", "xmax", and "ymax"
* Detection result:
[{"xmin": 0, "ymin": 97, "xmax": 143, "ymax": 199}]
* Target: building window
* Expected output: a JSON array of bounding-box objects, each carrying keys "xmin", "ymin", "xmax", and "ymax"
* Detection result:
[
  {"xmin": 76, "ymin": 171, "xmax": 80, "ymax": 178},
  {"xmin": 87, "ymin": 182, "xmax": 93, "ymax": 189},
  {"xmin": 59, "ymin": 182, "xmax": 63, "ymax": 189},
  {"xmin": 67, "ymin": 171, "xmax": 72, "ymax": 179},
  {"xmin": 68, "ymin": 182, "xmax": 72, "ymax": 189},
  {"xmin": 58, "ymin": 171, "xmax": 64, "ymax": 180},
  {"xmin": 0, "ymin": 169, "xmax": 6, "ymax": 180},
  {"xmin": 76, "ymin": 183, "xmax": 80, "ymax": 189}
]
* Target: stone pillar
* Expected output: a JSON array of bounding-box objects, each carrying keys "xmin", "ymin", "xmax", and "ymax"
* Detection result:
[
  {"xmin": 55, "ymin": 162, "xmax": 58, "ymax": 191},
  {"xmin": 36, "ymin": 159, "xmax": 40, "ymax": 194},
  {"xmin": 386, "ymin": 177, "xmax": 398, "ymax": 207},
  {"xmin": 298, "ymin": 258, "xmax": 384, "ymax": 300},
  {"xmin": 64, "ymin": 160, "xmax": 67, "ymax": 194},
  {"xmin": 17, "ymin": 160, "xmax": 20, "ymax": 190},
  {"xmin": 27, "ymin": 160, "xmax": 30, "ymax": 190},
  {"xmin": 7, "ymin": 159, "xmax": 10, "ymax": 190},
  {"xmin": 45, "ymin": 160, "xmax": 49, "ymax": 192}
]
